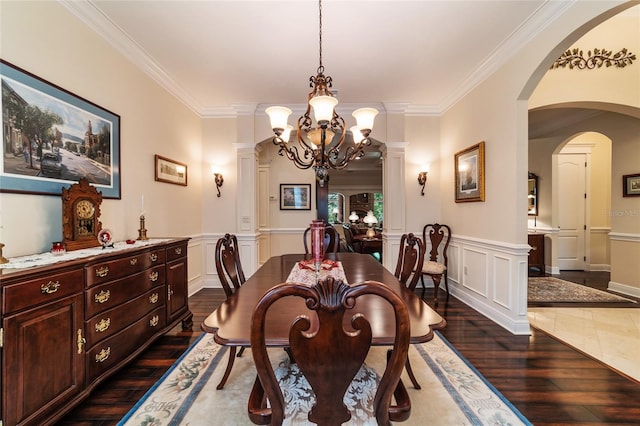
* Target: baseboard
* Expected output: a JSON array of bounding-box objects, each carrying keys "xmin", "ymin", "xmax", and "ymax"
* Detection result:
[
  {"xmin": 590, "ymin": 264, "xmax": 610, "ymax": 272},
  {"xmin": 451, "ymin": 288, "xmax": 531, "ymax": 336},
  {"xmin": 608, "ymin": 281, "xmax": 640, "ymax": 299}
]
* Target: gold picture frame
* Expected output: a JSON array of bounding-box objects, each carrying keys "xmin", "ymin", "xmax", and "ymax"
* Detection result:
[
  {"xmin": 454, "ymin": 141, "xmax": 485, "ymax": 203},
  {"xmin": 155, "ymin": 154, "xmax": 187, "ymax": 186}
]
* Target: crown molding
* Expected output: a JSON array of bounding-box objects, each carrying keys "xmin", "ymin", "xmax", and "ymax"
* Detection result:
[
  {"xmin": 59, "ymin": 0, "xmax": 203, "ymax": 115},
  {"xmin": 438, "ymin": 0, "xmax": 576, "ymax": 113},
  {"xmin": 60, "ymin": 0, "xmax": 576, "ymax": 119}
]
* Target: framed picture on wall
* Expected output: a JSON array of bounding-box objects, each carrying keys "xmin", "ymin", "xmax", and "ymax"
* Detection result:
[
  {"xmin": 280, "ymin": 183, "xmax": 311, "ymax": 210},
  {"xmin": 454, "ymin": 141, "xmax": 485, "ymax": 203},
  {"xmin": 155, "ymin": 155, "xmax": 188, "ymax": 186},
  {"xmin": 623, "ymin": 173, "xmax": 640, "ymax": 197},
  {"xmin": 0, "ymin": 60, "xmax": 121, "ymax": 198}
]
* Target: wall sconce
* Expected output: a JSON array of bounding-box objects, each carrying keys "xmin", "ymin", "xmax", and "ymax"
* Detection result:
[
  {"xmin": 213, "ymin": 172, "xmax": 224, "ymax": 197},
  {"xmin": 418, "ymin": 164, "xmax": 429, "ymax": 196}
]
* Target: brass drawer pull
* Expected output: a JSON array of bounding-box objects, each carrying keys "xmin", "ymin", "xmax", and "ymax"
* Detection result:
[
  {"xmin": 149, "ymin": 292, "xmax": 159, "ymax": 304},
  {"xmin": 175, "ymin": 247, "xmax": 182, "ymax": 255},
  {"xmin": 149, "ymin": 315, "xmax": 159, "ymax": 327},
  {"xmin": 95, "ymin": 347, "xmax": 111, "ymax": 363},
  {"xmin": 41, "ymin": 280, "xmax": 60, "ymax": 294},
  {"xmin": 96, "ymin": 266, "xmax": 110, "ymax": 278},
  {"xmin": 130, "ymin": 258, "xmax": 138, "ymax": 266},
  {"xmin": 150, "ymin": 253, "xmax": 158, "ymax": 262},
  {"xmin": 95, "ymin": 290, "xmax": 111, "ymax": 304},
  {"xmin": 149, "ymin": 271, "xmax": 159, "ymax": 282},
  {"xmin": 77, "ymin": 329, "xmax": 86, "ymax": 354},
  {"xmin": 95, "ymin": 318, "xmax": 111, "ymax": 333}
]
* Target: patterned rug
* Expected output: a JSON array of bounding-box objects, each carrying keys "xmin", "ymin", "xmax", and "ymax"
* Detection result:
[
  {"xmin": 118, "ymin": 332, "xmax": 531, "ymax": 426},
  {"xmin": 528, "ymin": 277, "xmax": 636, "ymax": 303}
]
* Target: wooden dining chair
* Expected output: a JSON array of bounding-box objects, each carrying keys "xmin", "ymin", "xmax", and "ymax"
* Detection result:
[
  {"xmin": 214, "ymin": 233, "xmax": 247, "ymax": 390},
  {"xmin": 303, "ymin": 223, "xmax": 340, "ymax": 255},
  {"xmin": 248, "ymin": 277, "xmax": 411, "ymax": 426},
  {"xmin": 420, "ymin": 223, "xmax": 452, "ymax": 304},
  {"xmin": 342, "ymin": 225, "xmax": 361, "ymax": 253},
  {"xmin": 393, "ymin": 233, "xmax": 425, "ymax": 390}
]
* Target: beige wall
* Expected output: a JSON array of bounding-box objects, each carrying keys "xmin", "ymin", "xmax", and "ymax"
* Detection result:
[{"xmin": 1, "ymin": 1, "xmax": 202, "ymax": 258}]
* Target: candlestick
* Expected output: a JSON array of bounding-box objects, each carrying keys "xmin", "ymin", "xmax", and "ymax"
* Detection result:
[
  {"xmin": 0, "ymin": 242, "xmax": 9, "ymax": 264},
  {"xmin": 137, "ymin": 214, "xmax": 149, "ymax": 241}
]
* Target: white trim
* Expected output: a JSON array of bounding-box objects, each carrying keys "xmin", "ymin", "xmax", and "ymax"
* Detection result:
[
  {"xmin": 590, "ymin": 264, "xmax": 610, "ymax": 272},
  {"xmin": 608, "ymin": 281, "xmax": 640, "ymax": 299},
  {"xmin": 445, "ymin": 235, "xmax": 531, "ymax": 335},
  {"xmin": 609, "ymin": 232, "xmax": 640, "ymax": 242}
]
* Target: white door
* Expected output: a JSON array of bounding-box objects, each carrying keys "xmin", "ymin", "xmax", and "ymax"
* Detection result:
[{"xmin": 558, "ymin": 153, "xmax": 586, "ymax": 270}]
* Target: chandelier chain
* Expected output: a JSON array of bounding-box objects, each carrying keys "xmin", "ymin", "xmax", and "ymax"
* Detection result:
[{"xmin": 318, "ymin": 0, "xmax": 323, "ymax": 74}]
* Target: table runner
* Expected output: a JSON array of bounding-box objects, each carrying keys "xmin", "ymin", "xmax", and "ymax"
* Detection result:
[{"xmin": 286, "ymin": 260, "xmax": 348, "ymax": 285}]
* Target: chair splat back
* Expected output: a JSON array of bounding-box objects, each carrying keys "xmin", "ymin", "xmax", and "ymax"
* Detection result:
[
  {"xmin": 421, "ymin": 223, "xmax": 452, "ymax": 303},
  {"xmin": 303, "ymin": 223, "xmax": 340, "ymax": 255},
  {"xmin": 215, "ymin": 233, "xmax": 246, "ymax": 298},
  {"xmin": 394, "ymin": 233, "xmax": 425, "ymax": 292},
  {"xmin": 249, "ymin": 277, "xmax": 410, "ymax": 426},
  {"xmin": 424, "ymin": 224, "xmax": 451, "ymax": 264}
]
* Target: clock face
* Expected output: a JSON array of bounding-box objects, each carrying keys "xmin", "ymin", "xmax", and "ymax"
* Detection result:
[{"xmin": 76, "ymin": 199, "xmax": 95, "ymax": 219}]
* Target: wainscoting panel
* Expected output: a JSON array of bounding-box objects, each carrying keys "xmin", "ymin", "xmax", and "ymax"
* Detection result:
[
  {"xmin": 449, "ymin": 235, "xmax": 531, "ymax": 335},
  {"xmin": 609, "ymin": 233, "xmax": 640, "ymax": 297},
  {"xmin": 447, "ymin": 242, "xmax": 461, "ymax": 287},
  {"xmin": 187, "ymin": 236, "xmax": 203, "ymax": 296},
  {"xmin": 461, "ymin": 247, "xmax": 489, "ymax": 297},
  {"xmin": 492, "ymin": 255, "xmax": 512, "ymax": 309}
]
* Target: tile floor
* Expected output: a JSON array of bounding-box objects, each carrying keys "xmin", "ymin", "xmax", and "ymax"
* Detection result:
[{"xmin": 528, "ymin": 307, "xmax": 640, "ymax": 381}]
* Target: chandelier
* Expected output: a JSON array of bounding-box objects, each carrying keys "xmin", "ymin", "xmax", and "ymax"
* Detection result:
[{"xmin": 266, "ymin": 0, "xmax": 378, "ymax": 187}]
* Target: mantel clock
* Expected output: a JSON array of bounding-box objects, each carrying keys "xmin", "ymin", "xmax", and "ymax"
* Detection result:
[{"xmin": 62, "ymin": 178, "xmax": 103, "ymax": 251}]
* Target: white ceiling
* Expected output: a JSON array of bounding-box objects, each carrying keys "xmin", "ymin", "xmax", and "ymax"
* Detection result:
[{"xmin": 61, "ymin": 0, "xmax": 571, "ymax": 117}]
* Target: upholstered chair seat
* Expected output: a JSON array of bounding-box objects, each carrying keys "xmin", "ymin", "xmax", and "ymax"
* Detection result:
[{"xmin": 422, "ymin": 260, "xmax": 446, "ymax": 275}]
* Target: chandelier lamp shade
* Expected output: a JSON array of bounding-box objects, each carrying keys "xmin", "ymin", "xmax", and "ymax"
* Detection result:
[{"xmin": 265, "ymin": 0, "xmax": 378, "ymax": 186}]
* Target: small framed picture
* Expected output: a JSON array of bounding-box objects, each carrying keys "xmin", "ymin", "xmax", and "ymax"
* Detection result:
[
  {"xmin": 280, "ymin": 183, "xmax": 311, "ymax": 210},
  {"xmin": 623, "ymin": 173, "xmax": 640, "ymax": 197},
  {"xmin": 155, "ymin": 154, "xmax": 187, "ymax": 186},
  {"xmin": 454, "ymin": 141, "xmax": 485, "ymax": 203}
]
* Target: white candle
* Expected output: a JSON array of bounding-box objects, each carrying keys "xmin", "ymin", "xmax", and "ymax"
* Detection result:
[{"xmin": 141, "ymin": 194, "xmax": 144, "ymax": 214}]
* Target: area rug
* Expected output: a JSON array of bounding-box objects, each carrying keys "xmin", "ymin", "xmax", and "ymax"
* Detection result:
[
  {"xmin": 118, "ymin": 332, "xmax": 531, "ymax": 426},
  {"xmin": 528, "ymin": 277, "xmax": 636, "ymax": 303}
]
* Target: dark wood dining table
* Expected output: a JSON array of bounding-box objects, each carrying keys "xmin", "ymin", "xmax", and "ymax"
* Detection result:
[{"xmin": 202, "ymin": 252, "xmax": 446, "ymax": 347}]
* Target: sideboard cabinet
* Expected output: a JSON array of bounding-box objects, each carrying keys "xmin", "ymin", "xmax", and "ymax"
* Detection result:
[{"xmin": 0, "ymin": 238, "xmax": 192, "ymax": 426}]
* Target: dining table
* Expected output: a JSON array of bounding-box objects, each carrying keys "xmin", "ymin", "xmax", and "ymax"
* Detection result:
[{"xmin": 201, "ymin": 252, "xmax": 446, "ymax": 347}]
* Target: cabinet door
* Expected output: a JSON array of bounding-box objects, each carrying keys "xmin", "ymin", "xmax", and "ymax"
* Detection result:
[
  {"xmin": 166, "ymin": 257, "xmax": 189, "ymax": 325},
  {"xmin": 3, "ymin": 294, "xmax": 85, "ymax": 426}
]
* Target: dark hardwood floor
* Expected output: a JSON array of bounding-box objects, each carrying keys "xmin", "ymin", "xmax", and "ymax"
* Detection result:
[{"xmin": 59, "ymin": 279, "xmax": 640, "ymax": 425}]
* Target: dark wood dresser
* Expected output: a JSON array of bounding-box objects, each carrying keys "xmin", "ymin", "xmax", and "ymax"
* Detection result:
[
  {"xmin": 0, "ymin": 238, "xmax": 192, "ymax": 426},
  {"xmin": 527, "ymin": 233, "xmax": 545, "ymax": 276}
]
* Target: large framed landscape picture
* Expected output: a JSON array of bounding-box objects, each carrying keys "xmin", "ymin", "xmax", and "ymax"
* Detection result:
[{"xmin": 1, "ymin": 60, "xmax": 121, "ymax": 198}]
